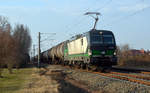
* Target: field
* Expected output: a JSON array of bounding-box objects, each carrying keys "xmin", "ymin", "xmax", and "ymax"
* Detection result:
[
  {"xmin": 0, "ymin": 67, "xmax": 61, "ymax": 93},
  {"xmin": 0, "ymin": 68, "xmax": 33, "ymax": 93},
  {"xmin": 118, "ymin": 55, "xmax": 150, "ymax": 68}
]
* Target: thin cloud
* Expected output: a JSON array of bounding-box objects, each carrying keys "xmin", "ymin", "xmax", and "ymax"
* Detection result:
[{"xmin": 119, "ymin": 3, "xmax": 150, "ymax": 12}]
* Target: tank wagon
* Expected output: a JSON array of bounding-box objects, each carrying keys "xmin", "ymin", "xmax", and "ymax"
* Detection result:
[
  {"xmin": 49, "ymin": 43, "xmax": 64, "ymax": 64},
  {"xmin": 42, "ymin": 29, "xmax": 117, "ymax": 69},
  {"xmin": 41, "ymin": 50, "xmax": 49, "ymax": 63}
]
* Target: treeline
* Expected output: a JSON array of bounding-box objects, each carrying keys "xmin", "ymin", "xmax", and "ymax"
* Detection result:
[
  {"xmin": 117, "ymin": 44, "xmax": 150, "ymax": 67},
  {"xmin": 0, "ymin": 16, "xmax": 31, "ymax": 76}
]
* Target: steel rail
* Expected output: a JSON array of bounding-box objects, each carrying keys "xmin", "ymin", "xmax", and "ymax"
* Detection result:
[
  {"xmin": 110, "ymin": 72, "xmax": 150, "ymax": 80},
  {"xmin": 93, "ymin": 72, "xmax": 150, "ymax": 86},
  {"xmin": 61, "ymin": 65, "xmax": 150, "ymax": 86}
]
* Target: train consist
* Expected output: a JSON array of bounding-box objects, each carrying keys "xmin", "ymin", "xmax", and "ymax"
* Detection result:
[{"xmin": 40, "ymin": 29, "xmax": 117, "ymax": 70}]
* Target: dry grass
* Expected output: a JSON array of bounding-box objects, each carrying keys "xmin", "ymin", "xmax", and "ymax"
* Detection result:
[
  {"xmin": 92, "ymin": 90, "xmax": 110, "ymax": 93},
  {"xmin": 118, "ymin": 55, "xmax": 150, "ymax": 68},
  {"xmin": 17, "ymin": 68, "xmax": 60, "ymax": 93}
]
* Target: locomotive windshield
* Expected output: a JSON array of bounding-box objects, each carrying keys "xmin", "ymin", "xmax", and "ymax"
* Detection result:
[
  {"xmin": 103, "ymin": 35, "xmax": 114, "ymax": 44},
  {"xmin": 91, "ymin": 34, "xmax": 115, "ymax": 44},
  {"xmin": 91, "ymin": 35, "xmax": 103, "ymax": 44}
]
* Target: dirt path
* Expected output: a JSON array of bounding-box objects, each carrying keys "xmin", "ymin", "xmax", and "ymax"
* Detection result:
[
  {"xmin": 44, "ymin": 68, "xmax": 90, "ymax": 93},
  {"xmin": 17, "ymin": 67, "xmax": 91, "ymax": 93}
]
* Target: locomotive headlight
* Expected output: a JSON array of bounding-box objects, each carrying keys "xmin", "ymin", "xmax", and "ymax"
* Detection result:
[
  {"xmin": 101, "ymin": 51, "xmax": 105, "ymax": 55},
  {"xmin": 88, "ymin": 52, "xmax": 92, "ymax": 55},
  {"xmin": 88, "ymin": 49, "xmax": 92, "ymax": 55},
  {"xmin": 114, "ymin": 52, "xmax": 117, "ymax": 55}
]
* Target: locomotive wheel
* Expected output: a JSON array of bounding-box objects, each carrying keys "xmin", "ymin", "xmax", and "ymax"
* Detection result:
[
  {"xmin": 76, "ymin": 63, "xmax": 81, "ymax": 69},
  {"xmin": 62, "ymin": 62, "xmax": 65, "ymax": 66},
  {"xmin": 86, "ymin": 64, "xmax": 91, "ymax": 71},
  {"xmin": 62, "ymin": 61, "xmax": 65, "ymax": 66},
  {"xmin": 64, "ymin": 61, "xmax": 68, "ymax": 66},
  {"xmin": 97, "ymin": 67, "xmax": 105, "ymax": 72},
  {"xmin": 77, "ymin": 64, "xmax": 81, "ymax": 69},
  {"xmin": 69, "ymin": 61, "xmax": 73, "ymax": 68},
  {"xmin": 104, "ymin": 65, "xmax": 112, "ymax": 73},
  {"xmin": 81, "ymin": 63, "xmax": 86, "ymax": 69}
]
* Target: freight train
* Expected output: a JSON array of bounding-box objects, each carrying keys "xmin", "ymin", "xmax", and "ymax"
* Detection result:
[{"xmin": 40, "ymin": 29, "xmax": 117, "ymax": 70}]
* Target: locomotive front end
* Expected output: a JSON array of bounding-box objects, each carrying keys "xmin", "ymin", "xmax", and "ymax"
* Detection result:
[{"xmin": 89, "ymin": 30, "xmax": 117, "ymax": 67}]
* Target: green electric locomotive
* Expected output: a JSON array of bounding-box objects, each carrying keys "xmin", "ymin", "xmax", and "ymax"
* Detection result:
[{"xmin": 63, "ymin": 29, "xmax": 117, "ymax": 69}]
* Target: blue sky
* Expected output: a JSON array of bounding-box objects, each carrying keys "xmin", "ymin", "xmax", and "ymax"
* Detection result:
[{"xmin": 0, "ymin": 0, "xmax": 150, "ymax": 53}]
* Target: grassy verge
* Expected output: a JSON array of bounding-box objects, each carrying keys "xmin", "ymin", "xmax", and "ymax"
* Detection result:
[
  {"xmin": 17, "ymin": 68, "xmax": 60, "ymax": 93},
  {"xmin": 0, "ymin": 68, "xmax": 34, "ymax": 93}
]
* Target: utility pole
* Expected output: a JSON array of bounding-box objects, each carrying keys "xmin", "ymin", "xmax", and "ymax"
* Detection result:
[
  {"xmin": 37, "ymin": 32, "xmax": 56, "ymax": 67},
  {"xmin": 30, "ymin": 51, "xmax": 32, "ymax": 62},
  {"xmin": 38, "ymin": 32, "xmax": 41, "ymax": 68},
  {"xmin": 33, "ymin": 44, "xmax": 35, "ymax": 62}
]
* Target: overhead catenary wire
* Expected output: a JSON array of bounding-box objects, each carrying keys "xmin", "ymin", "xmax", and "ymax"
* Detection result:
[
  {"xmin": 40, "ymin": 37, "xmax": 55, "ymax": 43},
  {"xmin": 92, "ymin": 0, "xmax": 147, "ymax": 29},
  {"xmin": 63, "ymin": 9, "xmax": 90, "ymax": 38},
  {"xmin": 59, "ymin": 0, "xmax": 114, "ymax": 41},
  {"xmin": 102, "ymin": 0, "xmax": 150, "ymax": 28},
  {"xmin": 37, "ymin": 32, "xmax": 56, "ymax": 54},
  {"xmin": 63, "ymin": 0, "xmax": 101, "ymax": 39},
  {"xmin": 75, "ymin": 0, "xmax": 114, "ymax": 32},
  {"xmin": 65, "ymin": 0, "xmax": 100, "ymax": 32},
  {"xmin": 71, "ymin": 0, "xmax": 149, "ymax": 34},
  {"xmin": 95, "ymin": 0, "xmax": 113, "ymax": 11}
]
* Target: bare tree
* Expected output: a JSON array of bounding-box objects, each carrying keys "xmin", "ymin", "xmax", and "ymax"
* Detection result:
[
  {"xmin": 2, "ymin": 32, "xmax": 17, "ymax": 73},
  {"xmin": 117, "ymin": 44, "xmax": 131, "ymax": 66},
  {"xmin": 121, "ymin": 44, "xmax": 130, "ymax": 58},
  {"xmin": 117, "ymin": 44, "xmax": 130, "ymax": 57},
  {"xmin": 13, "ymin": 24, "xmax": 32, "ymax": 67},
  {"xmin": 0, "ymin": 16, "xmax": 9, "ymax": 76},
  {"xmin": 0, "ymin": 16, "xmax": 9, "ymax": 31},
  {"xmin": 0, "ymin": 16, "xmax": 32, "ymax": 76},
  {"xmin": 0, "ymin": 16, "xmax": 17, "ymax": 75}
]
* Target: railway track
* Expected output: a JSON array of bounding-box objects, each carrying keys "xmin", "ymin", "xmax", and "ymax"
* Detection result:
[
  {"xmin": 110, "ymin": 72, "xmax": 150, "ymax": 80},
  {"xmin": 63, "ymin": 65, "xmax": 150, "ymax": 86},
  {"xmin": 141, "ymin": 71, "xmax": 150, "ymax": 74},
  {"xmin": 93, "ymin": 71, "xmax": 150, "ymax": 86}
]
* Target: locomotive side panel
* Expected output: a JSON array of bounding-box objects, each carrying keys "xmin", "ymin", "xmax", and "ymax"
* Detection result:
[
  {"xmin": 67, "ymin": 37, "xmax": 88, "ymax": 55},
  {"xmin": 64, "ymin": 34, "xmax": 89, "ymax": 62}
]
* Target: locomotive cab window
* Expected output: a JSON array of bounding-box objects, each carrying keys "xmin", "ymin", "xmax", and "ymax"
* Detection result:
[
  {"xmin": 91, "ymin": 33, "xmax": 115, "ymax": 45},
  {"xmin": 91, "ymin": 35, "xmax": 103, "ymax": 44},
  {"xmin": 103, "ymin": 35, "xmax": 114, "ymax": 44}
]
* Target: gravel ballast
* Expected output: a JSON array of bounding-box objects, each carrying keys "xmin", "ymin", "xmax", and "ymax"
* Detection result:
[{"xmin": 47, "ymin": 65, "xmax": 150, "ymax": 93}]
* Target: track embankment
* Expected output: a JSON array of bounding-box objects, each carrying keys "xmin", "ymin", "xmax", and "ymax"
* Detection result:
[
  {"xmin": 93, "ymin": 71, "xmax": 150, "ymax": 86},
  {"xmin": 44, "ymin": 68, "xmax": 90, "ymax": 93},
  {"xmin": 16, "ymin": 67, "xmax": 90, "ymax": 93},
  {"xmin": 56, "ymin": 65, "xmax": 150, "ymax": 93},
  {"xmin": 23, "ymin": 65, "xmax": 150, "ymax": 93}
]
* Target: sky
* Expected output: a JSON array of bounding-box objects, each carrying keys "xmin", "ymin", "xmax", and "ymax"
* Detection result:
[{"xmin": 0, "ymin": 0, "xmax": 150, "ymax": 54}]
